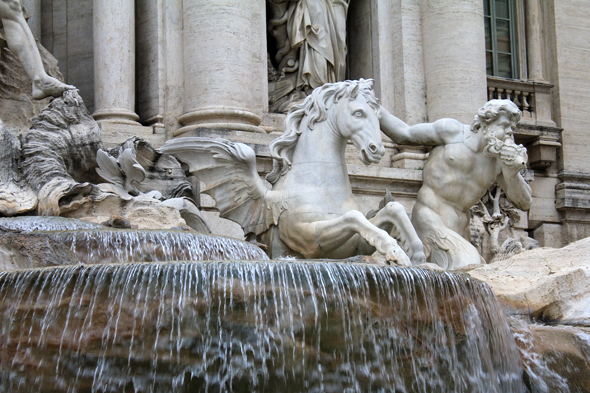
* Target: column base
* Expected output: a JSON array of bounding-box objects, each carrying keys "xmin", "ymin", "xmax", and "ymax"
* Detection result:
[
  {"xmin": 93, "ymin": 108, "xmax": 141, "ymax": 125},
  {"xmin": 175, "ymin": 107, "xmax": 265, "ymax": 136},
  {"xmin": 98, "ymin": 121, "xmax": 167, "ymax": 149}
]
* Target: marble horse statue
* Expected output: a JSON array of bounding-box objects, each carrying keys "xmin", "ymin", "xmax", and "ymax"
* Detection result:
[{"xmin": 161, "ymin": 79, "xmax": 425, "ymax": 265}]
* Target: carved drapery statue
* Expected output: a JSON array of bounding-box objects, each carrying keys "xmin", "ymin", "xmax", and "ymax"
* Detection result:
[{"xmin": 268, "ymin": 0, "xmax": 349, "ymax": 113}]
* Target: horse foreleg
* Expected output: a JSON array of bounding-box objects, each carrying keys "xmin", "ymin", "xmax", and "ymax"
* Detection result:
[
  {"xmin": 368, "ymin": 202, "xmax": 426, "ymax": 265},
  {"xmin": 284, "ymin": 210, "xmax": 412, "ymax": 265}
]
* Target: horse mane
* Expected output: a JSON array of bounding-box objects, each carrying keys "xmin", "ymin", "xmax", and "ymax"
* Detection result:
[{"xmin": 266, "ymin": 79, "xmax": 380, "ymax": 184}]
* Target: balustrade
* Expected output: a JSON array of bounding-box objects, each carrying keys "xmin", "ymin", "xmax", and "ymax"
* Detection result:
[{"xmin": 487, "ymin": 76, "xmax": 555, "ymax": 127}]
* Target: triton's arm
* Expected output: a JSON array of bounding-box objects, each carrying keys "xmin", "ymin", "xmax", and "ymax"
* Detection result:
[
  {"xmin": 496, "ymin": 146, "xmax": 533, "ymax": 211},
  {"xmin": 379, "ymin": 106, "xmax": 464, "ymax": 145}
]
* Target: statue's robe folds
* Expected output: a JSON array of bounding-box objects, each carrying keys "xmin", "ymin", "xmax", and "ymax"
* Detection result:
[{"xmin": 287, "ymin": 0, "xmax": 348, "ymax": 90}]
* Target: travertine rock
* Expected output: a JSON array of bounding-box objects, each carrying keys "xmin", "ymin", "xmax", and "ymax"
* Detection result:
[
  {"xmin": 0, "ymin": 232, "xmax": 79, "ymax": 271},
  {"xmin": 0, "ymin": 119, "xmax": 37, "ymax": 215},
  {"xmin": 19, "ymin": 89, "xmax": 103, "ymax": 215},
  {"xmin": 0, "ymin": 262, "xmax": 524, "ymax": 392},
  {"xmin": 62, "ymin": 193, "xmax": 189, "ymax": 230},
  {"xmin": 0, "ymin": 41, "xmax": 65, "ymax": 132},
  {"xmin": 0, "ymin": 216, "xmax": 103, "ymax": 232},
  {"xmin": 511, "ymin": 319, "xmax": 590, "ymax": 392},
  {"xmin": 461, "ymin": 237, "xmax": 590, "ymax": 325}
]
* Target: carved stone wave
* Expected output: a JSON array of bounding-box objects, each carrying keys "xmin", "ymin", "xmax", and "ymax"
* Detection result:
[
  {"xmin": 0, "ymin": 119, "xmax": 37, "ymax": 215},
  {"xmin": 19, "ymin": 89, "xmax": 103, "ymax": 215}
]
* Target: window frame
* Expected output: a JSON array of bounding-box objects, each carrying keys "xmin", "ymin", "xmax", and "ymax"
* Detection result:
[{"xmin": 484, "ymin": 0, "xmax": 519, "ymax": 79}]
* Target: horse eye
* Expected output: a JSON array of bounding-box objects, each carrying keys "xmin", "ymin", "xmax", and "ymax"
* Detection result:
[{"xmin": 353, "ymin": 110, "xmax": 363, "ymax": 117}]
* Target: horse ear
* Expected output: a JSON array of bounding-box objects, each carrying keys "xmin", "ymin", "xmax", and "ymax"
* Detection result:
[{"xmin": 350, "ymin": 84, "xmax": 359, "ymax": 98}]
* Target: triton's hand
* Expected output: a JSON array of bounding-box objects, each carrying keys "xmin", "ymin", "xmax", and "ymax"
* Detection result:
[{"xmin": 500, "ymin": 143, "xmax": 527, "ymax": 170}]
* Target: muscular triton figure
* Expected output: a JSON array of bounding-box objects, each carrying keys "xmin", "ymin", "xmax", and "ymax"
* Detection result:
[
  {"xmin": 0, "ymin": 0, "xmax": 74, "ymax": 99},
  {"xmin": 379, "ymin": 99, "xmax": 532, "ymax": 269}
]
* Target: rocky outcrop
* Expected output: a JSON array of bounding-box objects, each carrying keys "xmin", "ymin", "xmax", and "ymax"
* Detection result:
[
  {"xmin": 511, "ymin": 319, "xmax": 590, "ymax": 393},
  {"xmin": 0, "ymin": 216, "xmax": 103, "ymax": 232},
  {"xmin": 0, "ymin": 232, "xmax": 79, "ymax": 271},
  {"xmin": 0, "ymin": 262, "xmax": 524, "ymax": 392},
  {"xmin": 0, "ymin": 42, "xmax": 65, "ymax": 133},
  {"xmin": 0, "ymin": 120, "xmax": 37, "ymax": 215},
  {"xmin": 19, "ymin": 90, "xmax": 103, "ymax": 215},
  {"xmin": 0, "ymin": 227, "xmax": 267, "ymax": 271},
  {"xmin": 62, "ymin": 193, "xmax": 193, "ymax": 230},
  {"xmin": 460, "ymin": 237, "xmax": 590, "ymax": 326}
]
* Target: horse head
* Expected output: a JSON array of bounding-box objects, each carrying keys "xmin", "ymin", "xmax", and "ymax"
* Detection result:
[
  {"xmin": 267, "ymin": 79, "xmax": 385, "ymax": 184},
  {"xmin": 329, "ymin": 80, "xmax": 385, "ymax": 165}
]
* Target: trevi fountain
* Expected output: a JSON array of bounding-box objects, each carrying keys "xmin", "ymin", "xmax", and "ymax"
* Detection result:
[{"xmin": 0, "ymin": 1, "xmax": 588, "ymax": 392}]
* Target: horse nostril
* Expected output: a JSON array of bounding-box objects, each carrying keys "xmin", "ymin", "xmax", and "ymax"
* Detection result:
[{"xmin": 368, "ymin": 143, "xmax": 378, "ymax": 153}]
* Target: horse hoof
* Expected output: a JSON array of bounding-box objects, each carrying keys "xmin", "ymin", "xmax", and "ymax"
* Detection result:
[
  {"xmin": 411, "ymin": 251, "xmax": 426, "ymax": 265},
  {"xmin": 387, "ymin": 250, "xmax": 411, "ymax": 267}
]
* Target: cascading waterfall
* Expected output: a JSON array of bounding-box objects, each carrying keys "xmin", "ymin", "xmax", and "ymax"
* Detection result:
[
  {"xmin": 0, "ymin": 216, "xmax": 104, "ymax": 232},
  {"xmin": 0, "ymin": 228, "xmax": 268, "ymax": 269},
  {"xmin": 0, "ymin": 261, "xmax": 527, "ymax": 393},
  {"xmin": 40, "ymin": 229, "xmax": 269, "ymax": 263}
]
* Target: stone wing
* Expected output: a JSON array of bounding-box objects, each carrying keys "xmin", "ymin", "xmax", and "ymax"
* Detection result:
[{"xmin": 160, "ymin": 137, "xmax": 284, "ymax": 236}]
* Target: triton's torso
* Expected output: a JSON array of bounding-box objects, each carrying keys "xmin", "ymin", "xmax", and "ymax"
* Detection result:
[{"xmin": 419, "ymin": 136, "xmax": 500, "ymax": 214}]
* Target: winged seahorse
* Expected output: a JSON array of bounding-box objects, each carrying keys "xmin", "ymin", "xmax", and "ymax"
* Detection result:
[{"xmin": 161, "ymin": 79, "xmax": 426, "ymax": 265}]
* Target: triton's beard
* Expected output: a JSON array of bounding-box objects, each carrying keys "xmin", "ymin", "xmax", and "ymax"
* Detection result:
[
  {"xmin": 482, "ymin": 133, "xmax": 505, "ymax": 158},
  {"xmin": 482, "ymin": 133, "xmax": 528, "ymax": 170}
]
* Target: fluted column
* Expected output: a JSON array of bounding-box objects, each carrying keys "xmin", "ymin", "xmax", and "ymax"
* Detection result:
[
  {"xmin": 92, "ymin": 0, "xmax": 139, "ymax": 124},
  {"xmin": 175, "ymin": 0, "xmax": 267, "ymax": 136},
  {"xmin": 421, "ymin": 0, "xmax": 488, "ymax": 123}
]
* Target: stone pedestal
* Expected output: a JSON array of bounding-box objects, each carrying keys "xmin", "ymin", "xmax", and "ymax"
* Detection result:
[
  {"xmin": 175, "ymin": 0, "xmax": 267, "ymax": 136},
  {"xmin": 92, "ymin": 0, "xmax": 140, "ymax": 125},
  {"xmin": 422, "ymin": 0, "xmax": 487, "ymax": 123}
]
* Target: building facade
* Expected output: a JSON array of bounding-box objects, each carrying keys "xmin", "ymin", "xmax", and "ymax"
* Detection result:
[{"xmin": 22, "ymin": 0, "xmax": 590, "ymax": 248}]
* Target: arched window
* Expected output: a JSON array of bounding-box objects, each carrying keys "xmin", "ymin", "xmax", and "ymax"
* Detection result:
[{"xmin": 485, "ymin": 0, "xmax": 518, "ymax": 79}]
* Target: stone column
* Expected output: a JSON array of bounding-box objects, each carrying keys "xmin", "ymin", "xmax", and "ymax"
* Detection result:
[
  {"xmin": 421, "ymin": 0, "xmax": 487, "ymax": 123},
  {"xmin": 526, "ymin": 0, "xmax": 545, "ymax": 81},
  {"xmin": 175, "ymin": 0, "xmax": 267, "ymax": 136},
  {"xmin": 92, "ymin": 0, "xmax": 139, "ymax": 124},
  {"xmin": 391, "ymin": 0, "xmax": 427, "ymax": 125}
]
